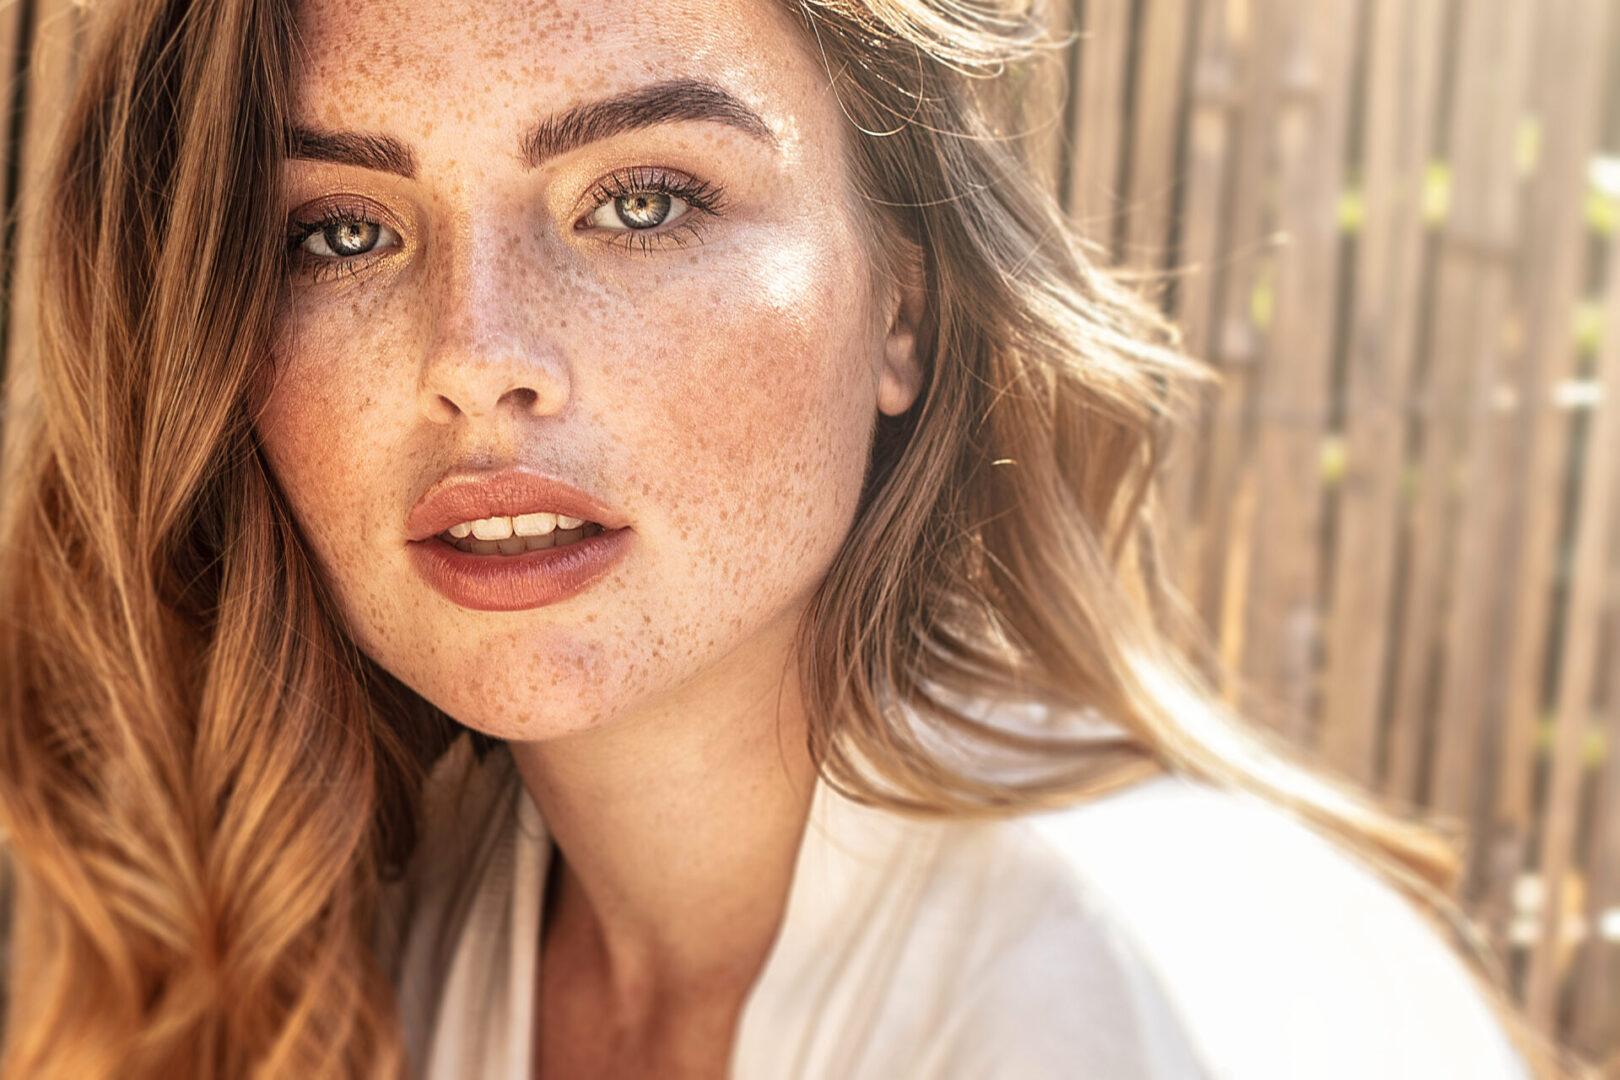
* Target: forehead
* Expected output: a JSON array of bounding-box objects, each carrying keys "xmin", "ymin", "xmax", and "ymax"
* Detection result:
[{"xmin": 289, "ymin": 0, "xmax": 830, "ymax": 143}]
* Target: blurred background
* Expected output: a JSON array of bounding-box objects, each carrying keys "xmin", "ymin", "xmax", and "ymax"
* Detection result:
[
  {"xmin": 0, "ymin": 0, "xmax": 1617, "ymax": 1069},
  {"xmin": 1018, "ymin": 0, "xmax": 1620, "ymax": 1067}
]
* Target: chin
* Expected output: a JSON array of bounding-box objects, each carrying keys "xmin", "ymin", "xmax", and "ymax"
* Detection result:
[
  {"xmin": 364, "ymin": 625, "xmax": 635, "ymax": 744},
  {"xmin": 422, "ymin": 667, "xmax": 632, "ymax": 744},
  {"xmin": 451, "ymin": 707, "xmax": 616, "ymax": 745}
]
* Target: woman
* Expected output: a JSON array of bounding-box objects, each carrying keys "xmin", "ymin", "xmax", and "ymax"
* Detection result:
[{"xmin": 0, "ymin": 0, "xmax": 1572, "ymax": 1076}]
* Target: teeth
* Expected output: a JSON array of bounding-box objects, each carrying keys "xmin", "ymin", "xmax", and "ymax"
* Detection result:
[
  {"xmin": 513, "ymin": 512, "xmax": 557, "ymax": 536},
  {"xmin": 441, "ymin": 514, "xmax": 604, "ymax": 545},
  {"xmin": 446, "ymin": 522, "xmax": 603, "ymax": 554},
  {"xmin": 469, "ymin": 517, "xmax": 513, "ymax": 541}
]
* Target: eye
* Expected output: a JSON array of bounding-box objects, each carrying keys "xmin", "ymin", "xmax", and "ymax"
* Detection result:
[
  {"xmin": 586, "ymin": 190, "xmax": 693, "ymax": 231},
  {"xmin": 575, "ymin": 167, "xmax": 725, "ymax": 250},
  {"xmin": 298, "ymin": 216, "xmax": 400, "ymax": 258},
  {"xmin": 285, "ymin": 202, "xmax": 403, "ymax": 282}
]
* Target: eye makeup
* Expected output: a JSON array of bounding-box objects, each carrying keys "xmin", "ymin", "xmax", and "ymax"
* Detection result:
[
  {"xmin": 284, "ymin": 196, "xmax": 404, "ymax": 283},
  {"xmin": 577, "ymin": 165, "xmax": 728, "ymax": 253},
  {"xmin": 282, "ymin": 163, "xmax": 731, "ymax": 283}
]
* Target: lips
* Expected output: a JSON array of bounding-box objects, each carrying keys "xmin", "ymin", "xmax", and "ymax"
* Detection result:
[
  {"xmin": 404, "ymin": 467, "xmax": 633, "ymax": 612},
  {"xmin": 406, "ymin": 468, "xmax": 629, "ymax": 542}
]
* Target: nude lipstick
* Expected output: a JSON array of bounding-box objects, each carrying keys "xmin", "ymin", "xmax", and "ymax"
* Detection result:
[{"xmin": 405, "ymin": 469, "xmax": 631, "ymax": 612}]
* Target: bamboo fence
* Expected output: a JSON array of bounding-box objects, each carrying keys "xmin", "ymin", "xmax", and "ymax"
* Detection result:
[
  {"xmin": 1, "ymin": 0, "xmax": 1619, "ymax": 1068},
  {"xmin": 1029, "ymin": 0, "xmax": 1620, "ymax": 1064}
]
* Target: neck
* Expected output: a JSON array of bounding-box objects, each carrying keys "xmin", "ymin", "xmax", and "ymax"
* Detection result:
[{"xmin": 508, "ymin": 620, "xmax": 818, "ymax": 1001}]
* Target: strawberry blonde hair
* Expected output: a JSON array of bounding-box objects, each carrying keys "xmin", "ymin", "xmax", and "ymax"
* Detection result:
[{"xmin": 0, "ymin": 0, "xmax": 1578, "ymax": 1075}]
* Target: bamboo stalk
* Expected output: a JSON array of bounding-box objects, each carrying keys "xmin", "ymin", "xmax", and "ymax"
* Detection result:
[
  {"xmin": 1066, "ymin": 0, "xmax": 1134, "ymax": 255},
  {"xmin": 1515, "ymin": 0, "xmax": 1613, "ymax": 1028},
  {"xmin": 1240, "ymin": 0, "xmax": 1360, "ymax": 742},
  {"xmin": 1197, "ymin": 0, "xmax": 1281, "ymax": 692},
  {"xmin": 1568, "ymin": 195, "xmax": 1620, "ymax": 1057},
  {"xmin": 1164, "ymin": 0, "xmax": 1235, "ymax": 613},
  {"xmin": 1317, "ymin": 0, "xmax": 1446, "ymax": 788}
]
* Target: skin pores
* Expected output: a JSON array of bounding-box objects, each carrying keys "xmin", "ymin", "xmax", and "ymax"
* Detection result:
[{"xmin": 259, "ymin": 0, "xmax": 922, "ymax": 740}]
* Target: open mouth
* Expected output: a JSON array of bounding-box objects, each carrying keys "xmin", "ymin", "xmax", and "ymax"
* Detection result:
[{"xmin": 437, "ymin": 513, "xmax": 608, "ymax": 555}]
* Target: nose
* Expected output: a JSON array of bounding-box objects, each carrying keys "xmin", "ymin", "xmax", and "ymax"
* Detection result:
[{"xmin": 417, "ymin": 222, "xmax": 571, "ymax": 424}]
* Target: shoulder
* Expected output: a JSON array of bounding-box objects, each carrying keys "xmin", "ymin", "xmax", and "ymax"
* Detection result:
[{"xmin": 944, "ymin": 773, "xmax": 1529, "ymax": 1080}]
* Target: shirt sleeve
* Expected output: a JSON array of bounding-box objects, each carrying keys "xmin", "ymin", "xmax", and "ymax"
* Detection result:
[{"xmin": 1021, "ymin": 776, "xmax": 1532, "ymax": 1080}]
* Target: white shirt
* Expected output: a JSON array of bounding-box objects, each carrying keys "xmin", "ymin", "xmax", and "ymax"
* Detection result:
[{"xmin": 377, "ymin": 738, "xmax": 1529, "ymax": 1079}]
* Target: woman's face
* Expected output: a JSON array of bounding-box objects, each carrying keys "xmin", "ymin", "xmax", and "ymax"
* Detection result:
[{"xmin": 260, "ymin": 0, "xmax": 921, "ymax": 738}]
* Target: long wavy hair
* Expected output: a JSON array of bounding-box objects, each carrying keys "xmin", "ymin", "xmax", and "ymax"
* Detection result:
[{"xmin": 0, "ymin": 0, "xmax": 1581, "ymax": 1076}]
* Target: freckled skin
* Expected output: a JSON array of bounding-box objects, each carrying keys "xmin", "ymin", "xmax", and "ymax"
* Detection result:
[
  {"xmin": 259, "ymin": 8, "xmax": 929, "ymax": 1059},
  {"xmin": 259, "ymin": 0, "xmax": 922, "ymax": 743}
]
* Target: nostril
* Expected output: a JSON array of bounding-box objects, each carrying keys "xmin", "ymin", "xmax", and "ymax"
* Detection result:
[
  {"xmin": 502, "ymin": 387, "xmax": 539, "ymax": 411},
  {"xmin": 425, "ymin": 394, "xmax": 463, "ymax": 422}
]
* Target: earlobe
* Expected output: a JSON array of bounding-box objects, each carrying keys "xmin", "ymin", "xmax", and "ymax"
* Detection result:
[{"xmin": 876, "ymin": 268, "xmax": 926, "ymax": 417}]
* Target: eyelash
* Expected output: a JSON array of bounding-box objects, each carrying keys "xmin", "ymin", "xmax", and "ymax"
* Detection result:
[
  {"xmin": 284, "ymin": 200, "xmax": 391, "ymax": 284},
  {"xmin": 581, "ymin": 166, "xmax": 726, "ymax": 252},
  {"xmin": 283, "ymin": 168, "xmax": 727, "ymax": 282}
]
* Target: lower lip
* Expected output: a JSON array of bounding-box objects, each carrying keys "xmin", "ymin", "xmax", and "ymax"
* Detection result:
[{"xmin": 407, "ymin": 527, "xmax": 632, "ymax": 612}]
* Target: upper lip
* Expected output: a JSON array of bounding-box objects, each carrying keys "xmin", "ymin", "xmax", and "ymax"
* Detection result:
[{"xmin": 405, "ymin": 467, "xmax": 628, "ymax": 542}]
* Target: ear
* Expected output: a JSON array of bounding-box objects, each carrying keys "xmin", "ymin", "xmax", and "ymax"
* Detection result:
[{"xmin": 875, "ymin": 255, "xmax": 926, "ymax": 417}]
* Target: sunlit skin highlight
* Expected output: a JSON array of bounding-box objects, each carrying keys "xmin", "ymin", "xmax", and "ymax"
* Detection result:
[{"xmin": 259, "ymin": 0, "xmax": 923, "ymax": 1073}]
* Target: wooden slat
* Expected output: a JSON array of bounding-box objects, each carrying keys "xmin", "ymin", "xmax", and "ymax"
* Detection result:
[
  {"xmin": 1122, "ymin": 0, "xmax": 1197, "ymax": 634},
  {"xmin": 1065, "ymin": 0, "xmax": 1135, "ymax": 254},
  {"xmin": 1316, "ymin": 0, "xmax": 1447, "ymax": 788},
  {"xmin": 1195, "ymin": 0, "xmax": 1282, "ymax": 686},
  {"xmin": 1382, "ymin": 0, "xmax": 1527, "ymax": 810},
  {"xmin": 1238, "ymin": 0, "xmax": 1360, "ymax": 740},
  {"xmin": 1433, "ymin": 38, "xmax": 1549, "ymax": 966},
  {"xmin": 1122, "ymin": 0, "xmax": 1192, "ymax": 276},
  {"xmin": 1025, "ymin": 0, "xmax": 1077, "ymax": 197},
  {"xmin": 1570, "ymin": 209, "xmax": 1620, "ymax": 1056},
  {"xmin": 1515, "ymin": 0, "xmax": 1614, "ymax": 1027},
  {"xmin": 1425, "ymin": 0, "xmax": 1536, "ymax": 850},
  {"xmin": 1162, "ymin": 0, "xmax": 1234, "ymax": 608}
]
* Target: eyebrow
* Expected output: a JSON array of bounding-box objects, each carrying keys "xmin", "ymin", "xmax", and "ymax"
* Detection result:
[
  {"xmin": 288, "ymin": 127, "xmax": 418, "ymax": 178},
  {"xmin": 520, "ymin": 78, "xmax": 775, "ymax": 168},
  {"xmin": 285, "ymin": 78, "xmax": 775, "ymax": 179}
]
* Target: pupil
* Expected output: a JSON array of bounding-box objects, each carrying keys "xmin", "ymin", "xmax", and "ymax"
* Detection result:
[
  {"xmin": 325, "ymin": 221, "xmax": 379, "ymax": 256},
  {"xmin": 616, "ymin": 192, "xmax": 671, "ymax": 229}
]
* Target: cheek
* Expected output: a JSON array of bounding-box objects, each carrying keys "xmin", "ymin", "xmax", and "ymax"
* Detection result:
[
  {"xmin": 607, "ymin": 241, "xmax": 878, "ymax": 573},
  {"xmin": 255, "ymin": 316, "xmax": 424, "ymax": 635},
  {"xmin": 252, "ymin": 224, "xmax": 887, "ymax": 739},
  {"xmin": 260, "ymin": 294, "xmax": 410, "ymax": 500}
]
